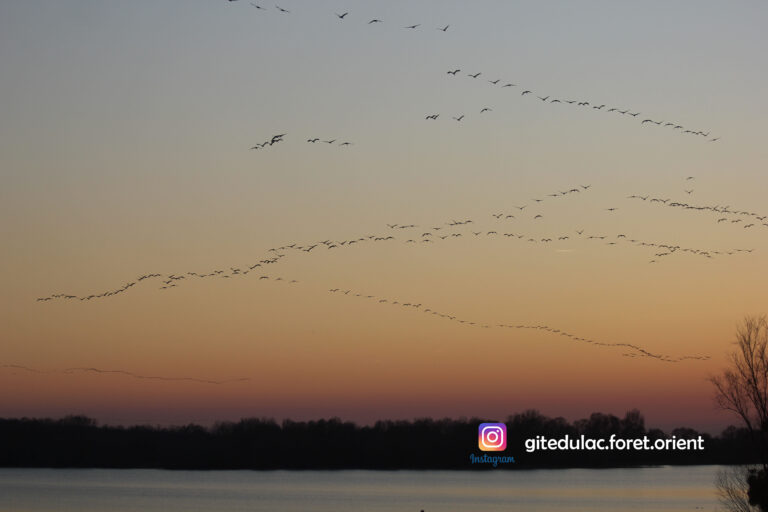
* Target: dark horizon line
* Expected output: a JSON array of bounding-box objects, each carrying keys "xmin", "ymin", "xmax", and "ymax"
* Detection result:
[
  {"xmin": 0, "ymin": 409, "xmax": 735, "ymax": 435},
  {"xmin": 0, "ymin": 410, "xmax": 759, "ymax": 470},
  {"xmin": 0, "ymin": 410, "xmax": 736, "ymax": 432}
]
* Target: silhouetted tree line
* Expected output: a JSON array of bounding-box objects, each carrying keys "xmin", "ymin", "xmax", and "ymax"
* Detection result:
[{"xmin": 0, "ymin": 410, "xmax": 759, "ymax": 470}]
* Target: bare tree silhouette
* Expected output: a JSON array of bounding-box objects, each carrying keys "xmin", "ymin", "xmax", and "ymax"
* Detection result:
[
  {"xmin": 710, "ymin": 315, "xmax": 768, "ymax": 510},
  {"xmin": 716, "ymin": 466, "xmax": 758, "ymax": 512}
]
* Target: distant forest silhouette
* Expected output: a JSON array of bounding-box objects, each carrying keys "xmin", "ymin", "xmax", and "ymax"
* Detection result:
[{"xmin": 0, "ymin": 410, "xmax": 758, "ymax": 470}]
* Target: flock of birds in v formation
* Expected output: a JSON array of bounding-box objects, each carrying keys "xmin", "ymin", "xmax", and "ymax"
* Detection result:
[
  {"xmin": 627, "ymin": 193, "xmax": 768, "ymax": 229},
  {"xmin": 249, "ymin": 133, "xmax": 354, "ymax": 151},
  {"xmin": 233, "ymin": 1, "xmax": 719, "ymax": 148},
  {"xmin": 35, "ymin": 180, "xmax": 757, "ymax": 364},
  {"xmin": 21, "ymin": 3, "xmax": 747, "ymax": 385},
  {"xmin": 429, "ymin": 70, "xmax": 719, "ymax": 141},
  {"xmin": 324, "ymin": 287, "xmax": 709, "ymax": 363},
  {"xmin": 0, "ymin": 364, "xmax": 249, "ymax": 385}
]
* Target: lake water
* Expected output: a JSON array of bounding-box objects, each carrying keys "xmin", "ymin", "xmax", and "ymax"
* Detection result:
[{"xmin": 0, "ymin": 466, "xmax": 724, "ymax": 511}]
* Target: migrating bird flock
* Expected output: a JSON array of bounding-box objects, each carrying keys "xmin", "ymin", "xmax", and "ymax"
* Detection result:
[
  {"xmin": 250, "ymin": 133, "xmax": 354, "ymax": 151},
  {"xmin": 34, "ymin": 176, "xmax": 755, "ymax": 365},
  {"xmin": 431, "ymin": 69, "xmax": 719, "ymax": 141},
  {"xmin": 35, "ymin": 180, "xmax": 759, "ymax": 301},
  {"xmin": 34, "ymin": 222, "xmax": 749, "ymax": 300},
  {"xmin": 627, "ymin": 195, "xmax": 768, "ymax": 229},
  {"xmin": 20, "ymin": 2, "xmax": 755, "ymax": 387},
  {"xmin": 231, "ymin": 1, "xmax": 718, "ymax": 143},
  {"xmin": 0, "ymin": 364, "xmax": 249, "ymax": 385},
  {"xmin": 242, "ymin": 0, "xmax": 451, "ymax": 35},
  {"xmin": 325, "ymin": 288, "xmax": 709, "ymax": 363}
]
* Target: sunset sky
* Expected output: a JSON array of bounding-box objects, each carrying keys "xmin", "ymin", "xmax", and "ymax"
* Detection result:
[{"xmin": 1, "ymin": 0, "xmax": 767, "ymax": 433}]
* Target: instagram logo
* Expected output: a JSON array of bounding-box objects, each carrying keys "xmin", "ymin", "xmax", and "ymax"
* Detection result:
[{"xmin": 478, "ymin": 423, "xmax": 507, "ymax": 451}]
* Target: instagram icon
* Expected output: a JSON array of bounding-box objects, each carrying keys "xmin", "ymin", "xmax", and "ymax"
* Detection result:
[{"xmin": 478, "ymin": 423, "xmax": 507, "ymax": 451}]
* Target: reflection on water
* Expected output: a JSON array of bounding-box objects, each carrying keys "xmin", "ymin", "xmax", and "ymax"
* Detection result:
[{"xmin": 0, "ymin": 466, "xmax": 720, "ymax": 512}]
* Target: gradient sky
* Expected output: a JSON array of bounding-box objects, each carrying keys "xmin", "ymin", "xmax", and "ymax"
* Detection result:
[{"xmin": 1, "ymin": 0, "xmax": 767, "ymax": 433}]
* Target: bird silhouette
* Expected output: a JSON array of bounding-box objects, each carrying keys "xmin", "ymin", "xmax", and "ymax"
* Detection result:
[{"xmin": 335, "ymin": 12, "xmax": 348, "ymax": 19}]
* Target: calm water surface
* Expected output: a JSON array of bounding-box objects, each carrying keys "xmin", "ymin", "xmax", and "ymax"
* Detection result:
[{"xmin": 0, "ymin": 466, "xmax": 722, "ymax": 512}]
